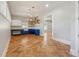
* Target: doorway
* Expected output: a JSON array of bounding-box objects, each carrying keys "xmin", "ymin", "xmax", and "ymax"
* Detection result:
[{"xmin": 44, "ymin": 15, "xmax": 53, "ymax": 45}]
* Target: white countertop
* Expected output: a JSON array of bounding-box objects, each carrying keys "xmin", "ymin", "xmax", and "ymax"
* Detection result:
[{"xmin": 28, "ymin": 26, "xmax": 40, "ymax": 29}]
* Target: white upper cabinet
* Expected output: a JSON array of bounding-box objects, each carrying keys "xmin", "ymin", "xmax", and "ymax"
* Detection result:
[{"xmin": 0, "ymin": 1, "xmax": 11, "ymax": 23}]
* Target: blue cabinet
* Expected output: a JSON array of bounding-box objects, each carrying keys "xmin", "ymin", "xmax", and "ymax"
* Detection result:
[
  {"xmin": 11, "ymin": 29, "xmax": 40, "ymax": 36},
  {"xmin": 28, "ymin": 29, "xmax": 40, "ymax": 35},
  {"xmin": 11, "ymin": 29, "xmax": 23, "ymax": 35},
  {"xmin": 21, "ymin": 30, "xmax": 28, "ymax": 34}
]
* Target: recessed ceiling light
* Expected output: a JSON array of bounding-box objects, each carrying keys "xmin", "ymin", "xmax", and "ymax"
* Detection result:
[{"xmin": 45, "ymin": 4, "xmax": 48, "ymax": 7}]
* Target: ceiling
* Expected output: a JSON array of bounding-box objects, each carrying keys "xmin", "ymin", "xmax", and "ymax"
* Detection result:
[{"xmin": 7, "ymin": 1, "xmax": 75, "ymax": 18}]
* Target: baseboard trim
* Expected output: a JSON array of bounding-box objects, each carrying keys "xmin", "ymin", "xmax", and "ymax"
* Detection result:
[
  {"xmin": 70, "ymin": 48, "xmax": 79, "ymax": 57},
  {"xmin": 2, "ymin": 38, "xmax": 11, "ymax": 57},
  {"xmin": 52, "ymin": 37, "xmax": 79, "ymax": 56},
  {"xmin": 53, "ymin": 37, "xmax": 70, "ymax": 45}
]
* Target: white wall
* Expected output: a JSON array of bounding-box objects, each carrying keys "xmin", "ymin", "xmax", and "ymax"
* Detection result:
[
  {"xmin": 53, "ymin": 5, "xmax": 75, "ymax": 43},
  {"xmin": 0, "ymin": 14, "xmax": 11, "ymax": 56},
  {"xmin": 43, "ymin": 1, "xmax": 78, "ymax": 56},
  {"xmin": 0, "ymin": 1, "xmax": 11, "ymax": 56},
  {"xmin": 52, "ymin": 3, "xmax": 77, "ymax": 55}
]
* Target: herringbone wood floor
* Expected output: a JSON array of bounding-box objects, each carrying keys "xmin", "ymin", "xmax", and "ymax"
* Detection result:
[{"xmin": 6, "ymin": 34, "xmax": 71, "ymax": 57}]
